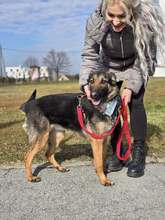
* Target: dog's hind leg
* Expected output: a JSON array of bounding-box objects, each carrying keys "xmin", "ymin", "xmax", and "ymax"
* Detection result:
[
  {"xmin": 24, "ymin": 129, "xmax": 49, "ymax": 182},
  {"xmin": 90, "ymin": 138, "xmax": 114, "ymax": 186},
  {"xmin": 45, "ymin": 126, "xmax": 69, "ymax": 172}
]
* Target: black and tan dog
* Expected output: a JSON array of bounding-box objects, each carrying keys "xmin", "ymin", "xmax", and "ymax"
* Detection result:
[{"xmin": 20, "ymin": 72, "xmax": 119, "ymax": 186}]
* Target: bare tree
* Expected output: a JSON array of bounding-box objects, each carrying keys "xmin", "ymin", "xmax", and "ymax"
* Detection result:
[
  {"xmin": 23, "ymin": 56, "xmax": 39, "ymax": 68},
  {"xmin": 43, "ymin": 50, "xmax": 71, "ymax": 81},
  {"xmin": 23, "ymin": 56, "xmax": 40, "ymax": 81}
]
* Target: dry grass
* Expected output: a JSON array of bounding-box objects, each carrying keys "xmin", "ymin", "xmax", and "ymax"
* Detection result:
[
  {"xmin": 0, "ymin": 78, "xmax": 165, "ymax": 165},
  {"xmin": 144, "ymin": 78, "xmax": 165, "ymax": 157}
]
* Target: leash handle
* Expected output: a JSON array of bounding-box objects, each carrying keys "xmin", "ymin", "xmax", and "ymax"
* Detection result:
[{"xmin": 116, "ymin": 99, "xmax": 132, "ymax": 161}]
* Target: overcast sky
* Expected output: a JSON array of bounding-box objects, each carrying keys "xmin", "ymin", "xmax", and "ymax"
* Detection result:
[{"xmin": 0, "ymin": 0, "xmax": 100, "ymax": 73}]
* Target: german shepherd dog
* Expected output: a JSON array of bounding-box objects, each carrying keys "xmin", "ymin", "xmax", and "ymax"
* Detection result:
[{"xmin": 20, "ymin": 72, "xmax": 119, "ymax": 186}]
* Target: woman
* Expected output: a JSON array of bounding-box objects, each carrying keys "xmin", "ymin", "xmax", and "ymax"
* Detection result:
[{"xmin": 79, "ymin": 0, "xmax": 165, "ymax": 177}]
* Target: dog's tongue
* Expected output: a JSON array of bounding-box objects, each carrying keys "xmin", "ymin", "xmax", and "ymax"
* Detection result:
[{"xmin": 90, "ymin": 99, "xmax": 101, "ymax": 106}]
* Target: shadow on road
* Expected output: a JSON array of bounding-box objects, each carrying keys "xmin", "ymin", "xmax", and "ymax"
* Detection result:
[
  {"xmin": 33, "ymin": 123, "xmax": 163, "ymax": 177},
  {"xmin": 147, "ymin": 123, "xmax": 163, "ymax": 142},
  {"xmin": 33, "ymin": 143, "xmax": 92, "ymax": 177}
]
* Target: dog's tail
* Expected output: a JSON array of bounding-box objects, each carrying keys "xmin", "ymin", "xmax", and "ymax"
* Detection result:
[{"xmin": 20, "ymin": 89, "xmax": 37, "ymax": 113}]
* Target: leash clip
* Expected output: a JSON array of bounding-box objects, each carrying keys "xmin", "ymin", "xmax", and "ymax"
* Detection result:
[{"xmin": 77, "ymin": 95, "xmax": 82, "ymax": 107}]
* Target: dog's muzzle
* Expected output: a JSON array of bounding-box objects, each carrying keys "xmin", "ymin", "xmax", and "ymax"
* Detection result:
[{"xmin": 91, "ymin": 91, "xmax": 101, "ymax": 101}]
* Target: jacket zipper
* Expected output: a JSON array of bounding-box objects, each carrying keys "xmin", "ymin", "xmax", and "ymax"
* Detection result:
[{"xmin": 120, "ymin": 32, "xmax": 126, "ymax": 67}]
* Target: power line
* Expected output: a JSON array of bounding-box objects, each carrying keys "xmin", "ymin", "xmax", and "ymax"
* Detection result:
[
  {"xmin": 2, "ymin": 47, "xmax": 45, "ymax": 53},
  {"xmin": 2, "ymin": 47, "xmax": 80, "ymax": 54}
]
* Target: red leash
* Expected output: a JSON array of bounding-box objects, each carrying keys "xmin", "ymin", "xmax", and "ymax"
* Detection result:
[
  {"xmin": 115, "ymin": 100, "xmax": 132, "ymax": 161},
  {"xmin": 76, "ymin": 98, "xmax": 132, "ymax": 161}
]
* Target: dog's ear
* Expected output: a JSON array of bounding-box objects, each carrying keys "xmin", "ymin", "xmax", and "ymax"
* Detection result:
[
  {"xmin": 87, "ymin": 72, "xmax": 94, "ymax": 83},
  {"xmin": 106, "ymin": 72, "xmax": 117, "ymax": 86},
  {"xmin": 110, "ymin": 73, "xmax": 117, "ymax": 82}
]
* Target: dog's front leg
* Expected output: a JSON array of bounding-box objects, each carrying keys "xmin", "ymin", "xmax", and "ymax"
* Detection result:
[{"xmin": 90, "ymin": 138, "xmax": 113, "ymax": 186}]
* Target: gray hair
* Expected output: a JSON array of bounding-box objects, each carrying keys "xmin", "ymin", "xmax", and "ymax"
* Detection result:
[{"xmin": 101, "ymin": 0, "xmax": 165, "ymax": 77}]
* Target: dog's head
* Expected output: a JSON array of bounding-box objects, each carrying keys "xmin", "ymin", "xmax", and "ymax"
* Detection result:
[{"xmin": 87, "ymin": 71, "xmax": 119, "ymax": 105}]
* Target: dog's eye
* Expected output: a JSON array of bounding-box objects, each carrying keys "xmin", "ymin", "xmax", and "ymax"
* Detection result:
[
  {"xmin": 111, "ymin": 80, "xmax": 117, "ymax": 86},
  {"xmin": 101, "ymin": 79, "xmax": 108, "ymax": 84},
  {"xmin": 88, "ymin": 78, "xmax": 94, "ymax": 84}
]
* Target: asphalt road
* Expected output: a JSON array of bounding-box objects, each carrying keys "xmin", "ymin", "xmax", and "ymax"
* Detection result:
[{"xmin": 0, "ymin": 163, "xmax": 165, "ymax": 220}]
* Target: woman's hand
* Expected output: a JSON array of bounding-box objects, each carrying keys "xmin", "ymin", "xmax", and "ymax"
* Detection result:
[
  {"xmin": 122, "ymin": 88, "xmax": 132, "ymax": 105},
  {"xmin": 83, "ymin": 85, "xmax": 91, "ymax": 99},
  {"xmin": 84, "ymin": 85, "xmax": 132, "ymax": 106}
]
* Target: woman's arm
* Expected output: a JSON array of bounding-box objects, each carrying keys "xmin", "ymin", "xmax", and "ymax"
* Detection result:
[
  {"xmin": 79, "ymin": 10, "xmax": 107, "ymax": 90},
  {"xmin": 125, "ymin": 59, "xmax": 144, "ymax": 95}
]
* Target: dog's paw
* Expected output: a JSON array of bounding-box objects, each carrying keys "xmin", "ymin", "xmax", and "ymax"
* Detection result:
[
  {"xmin": 29, "ymin": 176, "xmax": 41, "ymax": 183},
  {"xmin": 100, "ymin": 178, "xmax": 115, "ymax": 186},
  {"xmin": 104, "ymin": 181, "xmax": 115, "ymax": 186},
  {"xmin": 61, "ymin": 168, "xmax": 70, "ymax": 172},
  {"xmin": 57, "ymin": 167, "xmax": 70, "ymax": 172}
]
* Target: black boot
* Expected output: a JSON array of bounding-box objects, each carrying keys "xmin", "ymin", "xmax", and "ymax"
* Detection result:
[
  {"xmin": 106, "ymin": 122, "xmax": 124, "ymax": 173},
  {"xmin": 127, "ymin": 141, "xmax": 147, "ymax": 178},
  {"xmin": 106, "ymin": 153, "xmax": 123, "ymax": 173}
]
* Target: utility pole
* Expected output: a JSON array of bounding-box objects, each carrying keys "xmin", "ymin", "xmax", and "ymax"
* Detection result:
[{"xmin": 0, "ymin": 44, "xmax": 7, "ymax": 77}]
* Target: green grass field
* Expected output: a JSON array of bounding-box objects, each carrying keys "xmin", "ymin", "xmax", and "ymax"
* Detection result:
[{"xmin": 0, "ymin": 78, "xmax": 165, "ymax": 165}]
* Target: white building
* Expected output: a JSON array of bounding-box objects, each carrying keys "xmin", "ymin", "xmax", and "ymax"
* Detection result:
[
  {"xmin": 6, "ymin": 66, "xmax": 28, "ymax": 79},
  {"xmin": 153, "ymin": 0, "xmax": 165, "ymax": 77},
  {"xmin": 58, "ymin": 74, "xmax": 69, "ymax": 81},
  {"xmin": 40, "ymin": 66, "xmax": 49, "ymax": 78},
  {"xmin": 5, "ymin": 66, "xmax": 71, "ymax": 81},
  {"xmin": 160, "ymin": 0, "xmax": 165, "ymax": 11},
  {"xmin": 5, "ymin": 66, "xmax": 49, "ymax": 80}
]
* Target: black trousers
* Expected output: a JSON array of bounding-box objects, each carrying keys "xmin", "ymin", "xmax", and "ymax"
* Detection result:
[{"xmin": 111, "ymin": 82, "xmax": 147, "ymax": 151}]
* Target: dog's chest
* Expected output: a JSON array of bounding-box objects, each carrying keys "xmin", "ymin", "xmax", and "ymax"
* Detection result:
[
  {"xmin": 97, "ymin": 96, "xmax": 120, "ymax": 118},
  {"xmin": 88, "ymin": 97, "xmax": 121, "ymax": 134}
]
